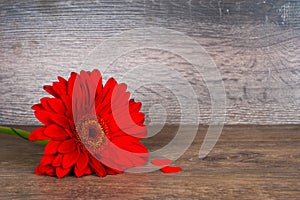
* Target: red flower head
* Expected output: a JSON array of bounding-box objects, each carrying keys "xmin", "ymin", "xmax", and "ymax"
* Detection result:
[{"xmin": 29, "ymin": 70, "xmax": 149, "ymax": 178}]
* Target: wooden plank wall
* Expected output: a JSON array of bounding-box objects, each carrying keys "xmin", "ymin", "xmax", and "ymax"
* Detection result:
[{"xmin": 0, "ymin": 0, "xmax": 299, "ymax": 125}]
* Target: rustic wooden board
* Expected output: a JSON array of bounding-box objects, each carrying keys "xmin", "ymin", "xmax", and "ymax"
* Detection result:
[
  {"xmin": 0, "ymin": 0, "xmax": 300, "ymax": 125},
  {"xmin": 0, "ymin": 125, "xmax": 299, "ymax": 199}
]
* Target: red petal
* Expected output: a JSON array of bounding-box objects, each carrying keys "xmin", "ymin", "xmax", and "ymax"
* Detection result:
[
  {"xmin": 76, "ymin": 151, "xmax": 89, "ymax": 170},
  {"xmin": 34, "ymin": 109, "xmax": 70, "ymax": 129},
  {"xmin": 43, "ymin": 85, "xmax": 59, "ymax": 98},
  {"xmin": 74, "ymin": 165, "xmax": 92, "ymax": 177},
  {"xmin": 40, "ymin": 154, "xmax": 55, "ymax": 165},
  {"xmin": 110, "ymin": 123, "xmax": 147, "ymax": 139},
  {"xmin": 57, "ymin": 139, "xmax": 76, "ymax": 153},
  {"xmin": 160, "ymin": 166, "xmax": 182, "ymax": 173},
  {"xmin": 46, "ymin": 98, "xmax": 65, "ymax": 115},
  {"xmin": 93, "ymin": 70, "xmax": 103, "ymax": 99},
  {"xmin": 129, "ymin": 99, "xmax": 142, "ymax": 113},
  {"xmin": 99, "ymin": 149, "xmax": 131, "ymax": 171},
  {"xmin": 89, "ymin": 155, "xmax": 106, "ymax": 177},
  {"xmin": 34, "ymin": 164, "xmax": 55, "ymax": 176},
  {"xmin": 67, "ymin": 72, "xmax": 77, "ymax": 97},
  {"xmin": 50, "ymin": 81, "xmax": 71, "ymax": 114},
  {"xmin": 64, "ymin": 128, "xmax": 74, "ymax": 137},
  {"xmin": 34, "ymin": 165, "xmax": 44, "ymax": 175},
  {"xmin": 57, "ymin": 76, "xmax": 67, "ymax": 85},
  {"xmin": 97, "ymin": 82, "xmax": 128, "ymax": 117},
  {"xmin": 49, "ymin": 113, "xmax": 71, "ymax": 129},
  {"xmin": 110, "ymin": 83, "xmax": 129, "ymax": 109},
  {"xmin": 52, "ymin": 154, "xmax": 63, "ymax": 167},
  {"xmin": 29, "ymin": 126, "xmax": 49, "ymax": 141},
  {"xmin": 130, "ymin": 112, "xmax": 145, "ymax": 124},
  {"xmin": 45, "ymin": 166, "xmax": 55, "ymax": 176},
  {"xmin": 111, "ymin": 136, "xmax": 147, "ymax": 153},
  {"xmin": 104, "ymin": 165, "xmax": 122, "ymax": 175},
  {"xmin": 44, "ymin": 141, "xmax": 61, "ymax": 154},
  {"xmin": 44, "ymin": 124, "xmax": 69, "ymax": 140},
  {"xmin": 90, "ymin": 69, "xmax": 102, "ymax": 89},
  {"xmin": 107, "ymin": 111, "xmax": 145, "ymax": 138},
  {"xmin": 34, "ymin": 111, "xmax": 52, "ymax": 125},
  {"xmin": 126, "ymin": 124, "xmax": 147, "ymax": 138},
  {"xmin": 40, "ymin": 98, "xmax": 53, "ymax": 112},
  {"xmin": 62, "ymin": 150, "xmax": 79, "ymax": 168},
  {"xmin": 100, "ymin": 138, "xmax": 148, "ymax": 170},
  {"xmin": 79, "ymin": 70, "xmax": 100, "ymax": 107},
  {"xmin": 100, "ymin": 78, "xmax": 117, "ymax": 106},
  {"xmin": 72, "ymin": 72, "xmax": 97, "ymax": 117},
  {"xmin": 52, "ymin": 81, "xmax": 67, "ymax": 97},
  {"xmin": 151, "ymin": 159, "xmax": 172, "ymax": 166},
  {"xmin": 56, "ymin": 166, "xmax": 71, "ymax": 178},
  {"xmin": 31, "ymin": 104, "xmax": 44, "ymax": 111}
]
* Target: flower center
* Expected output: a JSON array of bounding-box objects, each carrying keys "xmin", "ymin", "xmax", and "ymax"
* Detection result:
[{"xmin": 75, "ymin": 118, "xmax": 107, "ymax": 151}]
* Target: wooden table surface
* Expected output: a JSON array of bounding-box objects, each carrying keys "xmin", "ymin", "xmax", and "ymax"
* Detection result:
[{"xmin": 1, "ymin": 125, "xmax": 299, "ymax": 200}]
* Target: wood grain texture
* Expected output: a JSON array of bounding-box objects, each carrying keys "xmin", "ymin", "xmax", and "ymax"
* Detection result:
[
  {"xmin": 0, "ymin": 0, "xmax": 300, "ymax": 125},
  {"xmin": 0, "ymin": 125, "xmax": 300, "ymax": 199}
]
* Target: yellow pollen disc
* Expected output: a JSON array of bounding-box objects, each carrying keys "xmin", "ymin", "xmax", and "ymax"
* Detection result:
[{"xmin": 76, "ymin": 118, "xmax": 106, "ymax": 151}]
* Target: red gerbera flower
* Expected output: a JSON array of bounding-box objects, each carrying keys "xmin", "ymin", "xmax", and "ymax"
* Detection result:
[{"xmin": 29, "ymin": 69, "xmax": 149, "ymax": 178}]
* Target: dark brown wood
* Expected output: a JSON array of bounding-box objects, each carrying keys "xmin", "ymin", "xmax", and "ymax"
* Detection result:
[
  {"xmin": 1, "ymin": 0, "xmax": 300, "ymax": 125},
  {"xmin": 1, "ymin": 125, "xmax": 299, "ymax": 199}
]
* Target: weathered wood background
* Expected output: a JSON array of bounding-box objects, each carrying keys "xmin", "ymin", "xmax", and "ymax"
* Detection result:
[{"xmin": 0, "ymin": 0, "xmax": 299, "ymax": 125}]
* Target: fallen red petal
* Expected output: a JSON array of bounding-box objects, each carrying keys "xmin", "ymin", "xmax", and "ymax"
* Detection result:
[
  {"xmin": 151, "ymin": 158, "xmax": 173, "ymax": 166},
  {"xmin": 160, "ymin": 166, "xmax": 182, "ymax": 173}
]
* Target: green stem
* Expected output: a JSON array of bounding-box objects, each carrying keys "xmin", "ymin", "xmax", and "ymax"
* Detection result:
[{"xmin": 0, "ymin": 126, "xmax": 48, "ymax": 145}]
